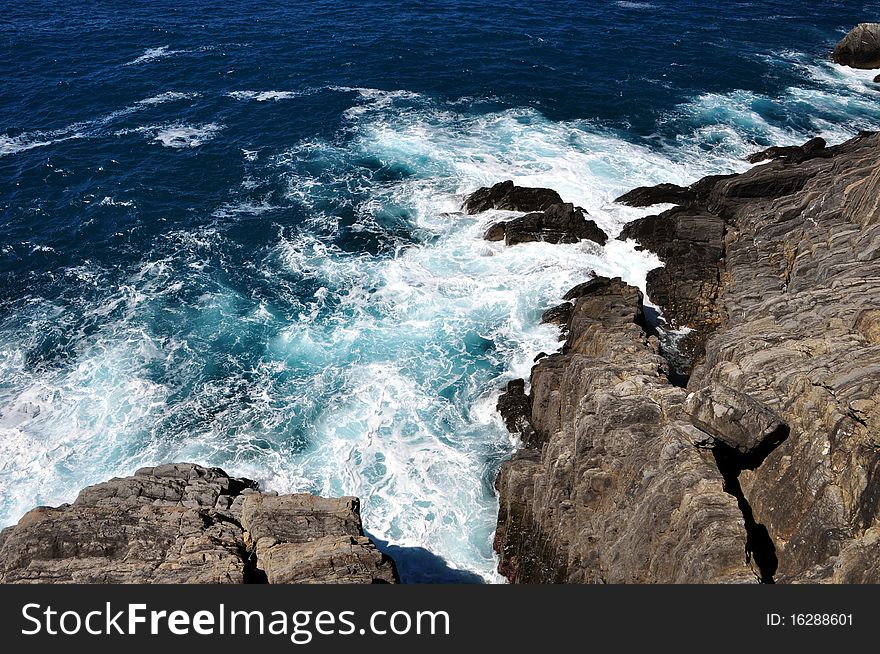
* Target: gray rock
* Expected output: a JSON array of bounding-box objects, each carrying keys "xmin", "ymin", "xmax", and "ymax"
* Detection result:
[
  {"xmin": 832, "ymin": 23, "xmax": 880, "ymax": 69},
  {"xmin": 0, "ymin": 464, "xmax": 398, "ymax": 584},
  {"xmin": 683, "ymin": 385, "xmax": 790, "ymax": 462},
  {"xmin": 745, "ymin": 136, "xmax": 827, "ymax": 164},
  {"xmin": 494, "ymin": 279, "xmax": 755, "ymax": 583},
  {"xmin": 616, "ymin": 130, "xmax": 880, "ymax": 582}
]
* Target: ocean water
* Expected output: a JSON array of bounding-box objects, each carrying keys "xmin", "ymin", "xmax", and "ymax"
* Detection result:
[{"xmin": 1, "ymin": 1, "xmax": 879, "ymax": 582}]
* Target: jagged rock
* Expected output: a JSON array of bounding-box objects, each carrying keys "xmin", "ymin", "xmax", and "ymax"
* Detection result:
[
  {"xmin": 614, "ymin": 175, "xmax": 737, "ymax": 208},
  {"xmin": 496, "ymin": 379, "xmax": 537, "ymax": 447},
  {"xmin": 0, "ymin": 463, "xmax": 398, "ymax": 584},
  {"xmin": 464, "ymin": 180, "xmax": 562, "ymax": 214},
  {"xmin": 241, "ymin": 494, "xmax": 397, "ymax": 584},
  {"xmin": 498, "ymin": 130, "xmax": 880, "ymax": 585},
  {"xmin": 540, "ymin": 301, "xmax": 574, "ymax": 326},
  {"xmin": 832, "ymin": 23, "xmax": 880, "ymax": 69},
  {"xmin": 483, "ymin": 222, "xmax": 506, "ymax": 241},
  {"xmin": 614, "ymin": 183, "xmax": 695, "ymax": 207},
  {"xmin": 619, "ymin": 207, "xmax": 725, "ymax": 360},
  {"xmin": 874, "ymin": 73, "xmax": 880, "ymax": 83},
  {"xmin": 745, "ymin": 137, "xmax": 826, "ymax": 164},
  {"xmin": 494, "ymin": 278, "xmax": 754, "ymax": 583},
  {"xmin": 562, "ymin": 275, "xmax": 614, "ymax": 301},
  {"xmin": 485, "ymin": 202, "xmax": 608, "ymax": 246},
  {"xmin": 683, "ymin": 385, "xmax": 790, "ymax": 462}
]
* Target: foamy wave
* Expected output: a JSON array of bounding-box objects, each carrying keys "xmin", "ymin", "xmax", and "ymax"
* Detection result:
[
  {"xmin": 0, "ymin": 131, "xmax": 84, "ymax": 156},
  {"xmin": 116, "ymin": 122, "xmax": 224, "ymax": 148},
  {"xmin": 137, "ymin": 91, "xmax": 201, "ymax": 106},
  {"xmin": 615, "ymin": 1, "xmax": 656, "ymax": 9},
  {"xmin": 124, "ymin": 46, "xmax": 186, "ymax": 66},
  {"xmin": 0, "ymin": 91, "xmax": 200, "ymax": 157},
  {"xmin": 212, "ymin": 200, "xmax": 279, "ymax": 218},
  {"xmin": 227, "ymin": 90, "xmax": 302, "ymax": 102},
  {"xmin": 329, "ymin": 86, "xmax": 423, "ymax": 119}
]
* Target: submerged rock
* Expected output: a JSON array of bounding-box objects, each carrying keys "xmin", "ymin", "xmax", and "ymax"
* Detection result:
[
  {"xmin": 0, "ymin": 463, "xmax": 398, "ymax": 584},
  {"xmin": 463, "ymin": 180, "xmax": 562, "ymax": 214},
  {"xmin": 832, "ymin": 23, "xmax": 880, "ymax": 69},
  {"xmin": 484, "ymin": 202, "xmax": 608, "ymax": 246}
]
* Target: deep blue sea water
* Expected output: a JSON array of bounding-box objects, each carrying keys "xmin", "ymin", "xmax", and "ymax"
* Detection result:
[{"xmin": 1, "ymin": 1, "xmax": 879, "ymax": 582}]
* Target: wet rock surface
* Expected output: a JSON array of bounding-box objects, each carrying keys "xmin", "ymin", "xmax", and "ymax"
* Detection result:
[
  {"xmin": 0, "ymin": 463, "xmax": 398, "ymax": 584},
  {"xmin": 484, "ymin": 202, "xmax": 608, "ymax": 247},
  {"xmin": 463, "ymin": 180, "xmax": 562, "ymax": 214}
]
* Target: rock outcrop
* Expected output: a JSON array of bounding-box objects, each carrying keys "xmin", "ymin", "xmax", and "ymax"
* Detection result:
[
  {"xmin": 0, "ymin": 463, "xmax": 398, "ymax": 584},
  {"xmin": 619, "ymin": 207, "xmax": 725, "ymax": 360},
  {"xmin": 494, "ymin": 277, "xmax": 755, "ymax": 583},
  {"xmin": 484, "ymin": 202, "xmax": 608, "ymax": 246},
  {"xmin": 495, "ymin": 129, "xmax": 880, "ymax": 584},
  {"xmin": 463, "ymin": 180, "xmax": 562, "ymax": 214},
  {"xmin": 832, "ymin": 23, "xmax": 880, "ymax": 69}
]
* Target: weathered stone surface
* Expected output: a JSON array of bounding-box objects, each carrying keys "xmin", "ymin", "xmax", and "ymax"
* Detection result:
[
  {"xmin": 614, "ymin": 182, "xmax": 695, "ymax": 207},
  {"xmin": 0, "ymin": 463, "xmax": 398, "ymax": 584},
  {"xmin": 613, "ymin": 130, "xmax": 880, "ymax": 582},
  {"xmin": 464, "ymin": 180, "xmax": 562, "ymax": 214},
  {"xmin": 494, "ymin": 278, "xmax": 754, "ymax": 583},
  {"xmin": 484, "ymin": 202, "xmax": 608, "ymax": 247},
  {"xmin": 496, "ymin": 379, "xmax": 536, "ymax": 447},
  {"xmin": 496, "ymin": 130, "xmax": 880, "ymax": 585},
  {"xmin": 540, "ymin": 301, "xmax": 574, "ymax": 327},
  {"xmin": 242, "ymin": 495, "xmax": 397, "ymax": 584},
  {"xmin": 832, "ymin": 23, "xmax": 880, "ymax": 69},
  {"xmin": 683, "ymin": 385, "xmax": 790, "ymax": 461},
  {"xmin": 614, "ymin": 174, "xmax": 736, "ymax": 208}
]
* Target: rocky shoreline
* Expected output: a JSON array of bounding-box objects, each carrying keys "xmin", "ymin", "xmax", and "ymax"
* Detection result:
[{"xmin": 486, "ymin": 126, "xmax": 880, "ymax": 584}]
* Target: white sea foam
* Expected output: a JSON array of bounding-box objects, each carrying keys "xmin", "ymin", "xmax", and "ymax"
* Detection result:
[
  {"xmin": 227, "ymin": 90, "xmax": 302, "ymax": 102},
  {"xmin": 0, "ymin": 91, "xmax": 199, "ymax": 156},
  {"xmin": 116, "ymin": 122, "xmax": 224, "ymax": 148},
  {"xmin": 124, "ymin": 46, "xmax": 186, "ymax": 66},
  {"xmin": 615, "ymin": 1, "xmax": 656, "ymax": 9},
  {"xmin": 98, "ymin": 196, "xmax": 136, "ymax": 207},
  {"xmin": 136, "ymin": 91, "xmax": 201, "ymax": 106}
]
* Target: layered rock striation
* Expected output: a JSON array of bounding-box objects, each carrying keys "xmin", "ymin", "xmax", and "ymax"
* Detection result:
[
  {"xmin": 0, "ymin": 463, "xmax": 398, "ymax": 584},
  {"xmin": 493, "ymin": 129, "xmax": 880, "ymax": 584}
]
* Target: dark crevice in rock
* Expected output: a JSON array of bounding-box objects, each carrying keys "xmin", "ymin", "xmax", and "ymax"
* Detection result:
[
  {"xmin": 242, "ymin": 546, "xmax": 268, "ymax": 584},
  {"xmin": 710, "ymin": 425, "xmax": 789, "ymax": 584}
]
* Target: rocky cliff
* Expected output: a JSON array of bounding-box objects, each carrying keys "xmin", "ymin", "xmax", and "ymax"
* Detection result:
[
  {"xmin": 0, "ymin": 463, "xmax": 398, "ymax": 583},
  {"xmin": 488, "ymin": 129, "xmax": 880, "ymax": 584}
]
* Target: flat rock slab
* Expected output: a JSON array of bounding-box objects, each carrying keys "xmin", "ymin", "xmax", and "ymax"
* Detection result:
[{"xmin": 0, "ymin": 463, "xmax": 398, "ymax": 584}]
